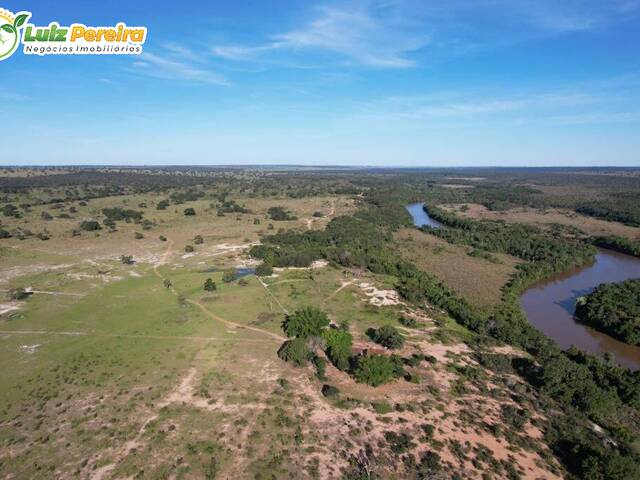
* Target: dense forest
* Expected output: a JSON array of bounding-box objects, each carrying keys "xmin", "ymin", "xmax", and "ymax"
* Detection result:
[{"xmin": 576, "ymin": 280, "xmax": 640, "ymax": 346}]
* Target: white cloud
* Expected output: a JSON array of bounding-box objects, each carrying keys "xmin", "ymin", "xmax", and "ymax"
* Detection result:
[
  {"xmin": 132, "ymin": 44, "xmax": 229, "ymax": 85},
  {"xmin": 213, "ymin": 3, "xmax": 430, "ymax": 68},
  {"xmin": 348, "ymin": 88, "xmax": 628, "ymax": 125}
]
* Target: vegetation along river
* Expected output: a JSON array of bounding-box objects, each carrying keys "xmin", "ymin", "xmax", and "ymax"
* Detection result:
[{"xmin": 406, "ymin": 203, "xmax": 640, "ymax": 370}]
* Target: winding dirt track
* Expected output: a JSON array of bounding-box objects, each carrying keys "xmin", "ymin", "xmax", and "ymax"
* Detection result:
[{"xmin": 153, "ymin": 239, "xmax": 285, "ymax": 341}]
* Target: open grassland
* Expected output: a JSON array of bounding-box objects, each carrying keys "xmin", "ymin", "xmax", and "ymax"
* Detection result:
[
  {"xmin": 443, "ymin": 203, "xmax": 640, "ymax": 240},
  {"xmin": 0, "ymin": 189, "xmax": 563, "ymax": 479},
  {"xmin": 394, "ymin": 228, "xmax": 521, "ymax": 308}
]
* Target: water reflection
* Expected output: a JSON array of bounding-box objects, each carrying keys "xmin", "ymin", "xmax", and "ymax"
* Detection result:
[{"xmin": 521, "ymin": 250, "xmax": 640, "ymax": 370}]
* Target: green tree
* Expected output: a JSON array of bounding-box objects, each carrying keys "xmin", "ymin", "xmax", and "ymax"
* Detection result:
[
  {"xmin": 368, "ymin": 325, "xmax": 405, "ymax": 349},
  {"xmin": 277, "ymin": 338, "xmax": 310, "ymax": 366},
  {"xmin": 322, "ymin": 328, "xmax": 353, "ymax": 371},
  {"xmin": 282, "ymin": 306, "xmax": 330, "ymax": 339},
  {"xmin": 80, "ymin": 220, "xmax": 101, "ymax": 231},
  {"xmin": 353, "ymin": 354, "xmax": 403, "ymax": 387},
  {"xmin": 222, "ymin": 269, "xmax": 237, "ymax": 283},
  {"xmin": 203, "ymin": 278, "xmax": 217, "ymax": 292},
  {"xmin": 255, "ymin": 263, "xmax": 274, "ymax": 277}
]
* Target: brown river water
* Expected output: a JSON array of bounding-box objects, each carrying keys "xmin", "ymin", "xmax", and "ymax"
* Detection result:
[
  {"xmin": 520, "ymin": 249, "xmax": 640, "ymax": 371},
  {"xmin": 407, "ymin": 204, "xmax": 640, "ymax": 370}
]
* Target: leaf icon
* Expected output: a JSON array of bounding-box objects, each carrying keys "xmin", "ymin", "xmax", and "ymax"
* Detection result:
[
  {"xmin": 14, "ymin": 14, "xmax": 29, "ymax": 28},
  {"xmin": 0, "ymin": 24, "xmax": 16, "ymax": 34}
]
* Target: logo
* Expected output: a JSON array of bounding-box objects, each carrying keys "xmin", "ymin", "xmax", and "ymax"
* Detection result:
[
  {"xmin": 0, "ymin": 7, "xmax": 147, "ymax": 60},
  {"xmin": 0, "ymin": 8, "xmax": 30, "ymax": 61}
]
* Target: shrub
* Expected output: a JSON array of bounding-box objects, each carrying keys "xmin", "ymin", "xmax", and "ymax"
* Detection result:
[
  {"xmin": 2, "ymin": 204, "xmax": 20, "ymax": 218},
  {"xmin": 418, "ymin": 451, "xmax": 442, "ymax": 476},
  {"xmin": 120, "ymin": 255, "xmax": 134, "ymax": 265},
  {"xmin": 384, "ymin": 431, "xmax": 414, "ymax": 454},
  {"xmin": 102, "ymin": 207, "xmax": 143, "ymax": 222},
  {"xmin": 134, "ymin": 232, "xmax": 144, "ymax": 240},
  {"xmin": 184, "ymin": 208, "xmax": 196, "ymax": 216},
  {"xmin": 321, "ymin": 384, "xmax": 340, "ymax": 398},
  {"xmin": 313, "ymin": 355, "xmax": 327, "ymax": 380},
  {"xmin": 157, "ymin": 200, "xmax": 170, "ymax": 210},
  {"xmin": 372, "ymin": 402, "xmax": 393, "ymax": 414},
  {"xmin": 321, "ymin": 328, "xmax": 353, "ymax": 371},
  {"xmin": 368, "ymin": 325, "xmax": 405, "ymax": 350},
  {"xmin": 255, "ymin": 263, "xmax": 274, "ymax": 277},
  {"xmin": 159, "ymin": 235, "xmax": 167, "ymax": 242},
  {"xmin": 398, "ymin": 316, "xmax": 417, "ymax": 328},
  {"xmin": 203, "ymin": 278, "xmax": 216, "ymax": 292},
  {"xmin": 8, "ymin": 288, "xmax": 31, "ymax": 301},
  {"xmin": 277, "ymin": 338, "xmax": 310, "ymax": 366},
  {"xmin": 185, "ymin": 245, "xmax": 194, "ymax": 253},
  {"xmin": 353, "ymin": 354, "xmax": 403, "ymax": 387},
  {"xmin": 79, "ymin": 220, "xmax": 101, "ymax": 231},
  {"xmin": 0, "ymin": 228, "xmax": 11, "ymax": 239},
  {"xmin": 267, "ymin": 206, "xmax": 296, "ymax": 221},
  {"xmin": 222, "ymin": 269, "xmax": 236, "ymax": 283},
  {"xmin": 41, "ymin": 211, "xmax": 53, "ymax": 221},
  {"xmin": 194, "ymin": 235, "xmax": 204, "ymax": 245},
  {"xmin": 282, "ymin": 306, "xmax": 330, "ymax": 339}
]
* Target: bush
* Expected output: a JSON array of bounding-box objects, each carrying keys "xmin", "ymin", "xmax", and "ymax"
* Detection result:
[
  {"xmin": 267, "ymin": 206, "xmax": 296, "ymax": 221},
  {"xmin": 313, "ymin": 355, "xmax": 327, "ymax": 380},
  {"xmin": 79, "ymin": 220, "xmax": 101, "ymax": 231},
  {"xmin": 8, "ymin": 288, "xmax": 31, "ymax": 301},
  {"xmin": 277, "ymin": 338, "xmax": 310, "ymax": 366},
  {"xmin": 120, "ymin": 255, "xmax": 134, "ymax": 265},
  {"xmin": 157, "ymin": 200, "xmax": 170, "ymax": 210},
  {"xmin": 255, "ymin": 263, "xmax": 274, "ymax": 277},
  {"xmin": 353, "ymin": 354, "xmax": 403, "ymax": 387},
  {"xmin": 134, "ymin": 232, "xmax": 144, "ymax": 239},
  {"xmin": 184, "ymin": 208, "xmax": 196, "ymax": 216},
  {"xmin": 282, "ymin": 306, "xmax": 330, "ymax": 339},
  {"xmin": 0, "ymin": 228, "xmax": 11, "ymax": 239},
  {"xmin": 102, "ymin": 207, "xmax": 143, "ymax": 222},
  {"xmin": 398, "ymin": 316, "xmax": 417, "ymax": 328},
  {"xmin": 321, "ymin": 328, "xmax": 353, "ymax": 371},
  {"xmin": 222, "ymin": 269, "xmax": 236, "ymax": 283},
  {"xmin": 372, "ymin": 402, "xmax": 393, "ymax": 414},
  {"xmin": 194, "ymin": 235, "xmax": 204, "ymax": 245},
  {"xmin": 203, "ymin": 278, "xmax": 216, "ymax": 292},
  {"xmin": 321, "ymin": 384, "xmax": 340, "ymax": 398},
  {"xmin": 368, "ymin": 325, "xmax": 405, "ymax": 349},
  {"xmin": 159, "ymin": 235, "xmax": 167, "ymax": 242},
  {"xmin": 185, "ymin": 245, "xmax": 194, "ymax": 253}
]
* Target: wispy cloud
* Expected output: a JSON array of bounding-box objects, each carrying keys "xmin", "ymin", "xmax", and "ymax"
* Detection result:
[
  {"xmin": 210, "ymin": 1, "xmax": 639, "ymax": 71},
  {"xmin": 132, "ymin": 44, "xmax": 229, "ymax": 85},
  {"xmin": 213, "ymin": 3, "xmax": 430, "ymax": 68},
  {"xmin": 347, "ymin": 86, "xmax": 637, "ymax": 127}
]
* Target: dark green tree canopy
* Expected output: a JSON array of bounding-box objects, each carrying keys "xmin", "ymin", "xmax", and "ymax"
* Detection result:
[{"xmin": 282, "ymin": 306, "xmax": 330, "ymax": 339}]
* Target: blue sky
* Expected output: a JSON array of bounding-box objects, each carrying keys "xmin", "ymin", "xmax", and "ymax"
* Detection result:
[{"xmin": 1, "ymin": 0, "xmax": 639, "ymax": 166}]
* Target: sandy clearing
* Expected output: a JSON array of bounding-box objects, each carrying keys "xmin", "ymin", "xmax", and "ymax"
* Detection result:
[
  {"xmin": 0, "ymin": 263, "xmax": 75, "ymax": 284},
  {"xmin": 357, "ymin": 282, "xmax": 401, "ymax": 306},
  {"xmin": 0, "ymin": 301, "xmax": 22, "ymax": 315}
]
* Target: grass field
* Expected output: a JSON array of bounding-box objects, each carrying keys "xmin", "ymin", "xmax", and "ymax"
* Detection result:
[
  {"xmin": 394, "ymin": 228, "xmax": 521, "ymax": 308},
  {"xmin": 443, "ymin": 203, "xmax": 640, "ymax": 240}
]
